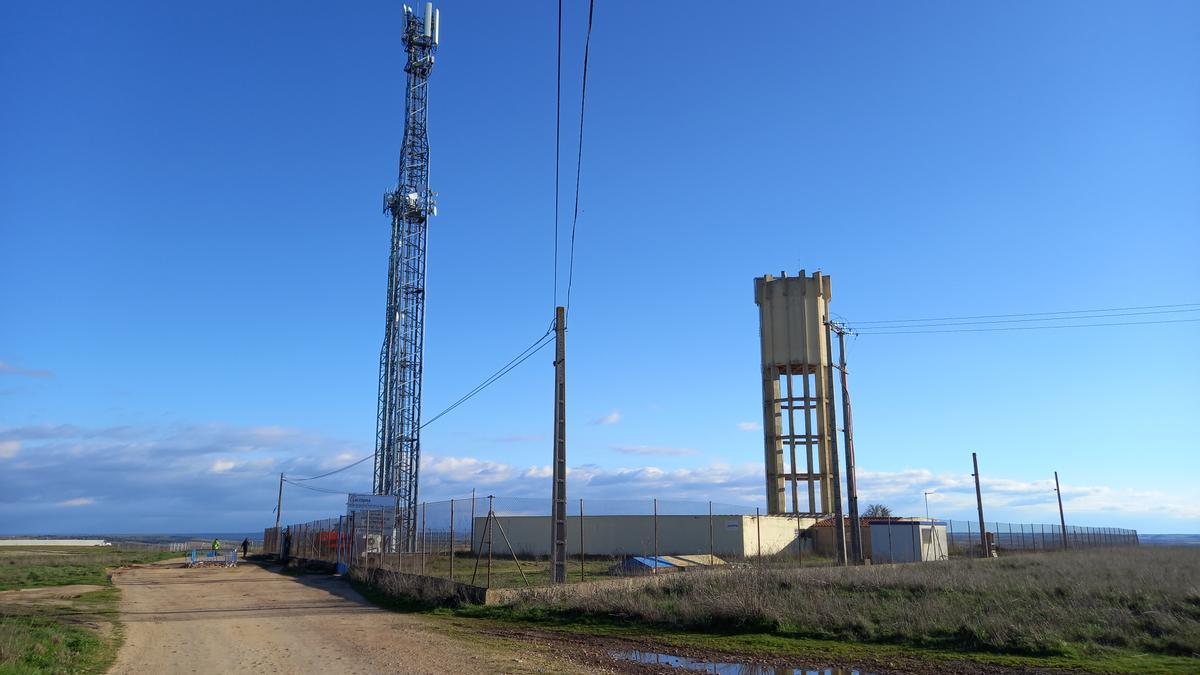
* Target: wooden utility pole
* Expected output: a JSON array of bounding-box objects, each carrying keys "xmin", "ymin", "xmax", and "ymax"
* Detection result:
[
  {"xmin": 274, "ymin": 473, "xmax": 284, "ymax": 530},
  {"xmin": 550, "ymin": 306, "xmax": 568, "ymax": 583},
  {"xmin": 834, "ymin": 325, "xmax": 862, "ymax": 564},
  {"xmin": 972, "ymin": 452, "xmax": 987, "ymax": 556},
  {"xmin": 823, "ymin": 321, "xmax": 847, "ymax": 566},
  {"xmin": 1054, "ymin": 471, "xmax": 1068, "ymax": 549}
]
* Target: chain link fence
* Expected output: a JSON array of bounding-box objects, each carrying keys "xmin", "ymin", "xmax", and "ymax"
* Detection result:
[
  {"xmin": 944, "ymin": 519, "xmax": 1138, "ymax": 557},
  {"xmin": 264, "ymin": 495, "xmax": 1139, "ymax": 588}
]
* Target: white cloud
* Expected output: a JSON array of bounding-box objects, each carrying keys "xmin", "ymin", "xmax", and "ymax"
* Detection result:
[
  {"xmin": 737, "ymin": 422, "xmax": 761, "ymax": 431},
  {"xmin": 854, "ymin": 469, "xmax": 1200, "ymax": 521},
  {"xmin": 210, "ymin": 459, "xmax": 240, "ymax": 474},
  {"xmin": 612, "ymin": 445, "xmax": 697, "ymax": 457},
  {"xmin": 0, "ymin": 441, "xmax": 19, "ymax": 459},
  {"xmin": 56, "ymin": 497, "xmax": 95, "ymax": 507},
  {"xmin": 592, "ymin": 410, "xmax": 622, "ymax": 426}
]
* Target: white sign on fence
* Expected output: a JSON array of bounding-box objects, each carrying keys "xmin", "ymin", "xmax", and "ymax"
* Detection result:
[{"xmin": 346, "ymin": 493, "xmax": 397, "ymax": 516}]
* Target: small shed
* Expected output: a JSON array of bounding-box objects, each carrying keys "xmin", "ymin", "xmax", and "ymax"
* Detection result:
[{"xmin": 869, "ymin": 519, "xmax": 949, "ymax": 563}]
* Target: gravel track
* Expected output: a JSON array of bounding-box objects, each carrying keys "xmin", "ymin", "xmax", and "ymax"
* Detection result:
[{"xmin": 109, "ymin": 561, "xmax": 582, "ymax": 674}]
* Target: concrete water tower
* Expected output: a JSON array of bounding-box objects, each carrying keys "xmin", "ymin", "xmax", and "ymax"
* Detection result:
[{"xmin": 754, "ymin": 270, "xmax": 837, "ymax": 515}]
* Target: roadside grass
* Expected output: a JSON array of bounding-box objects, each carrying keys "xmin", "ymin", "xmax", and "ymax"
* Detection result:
[
  {"xmin": 0, "ymin": 547, "xmax": 178, "ymax": 674},
  {"xmin": 347, "ymin": 546, "xmax": 1199, "ymax": 673},
  {"xmin": 362, "ymin": 553, "xmax": 838, "ymax": 589},
  {"xmin": 0, "ymin": 548, "xmax": 178, "ymax": 591}
]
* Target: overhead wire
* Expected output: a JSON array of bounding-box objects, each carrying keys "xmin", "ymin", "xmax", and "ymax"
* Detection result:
[
  {"xmin": 853, "ymin": 317, "xmax": 1200, "ymax": 335},
  {"xmin": 852, "ymin": 307, "xmax": 1200, "ymax": 331},
  {"xmin": 844, "ymin": 300, "xmax": 1200, "ymax": 324},
  {"xmin": 564, "ymin": 0, "xmax": 595, "ymax": 314},
  {"xmin": 282, "ymin": 478, "xmax": 345, "ymax": 494},
  {"xmin": 286, "ymin": 326, "xmax": 556, "ymax": 485},
  {"xmin": 289, "ymin": 455, "xmax": 373, "ymax": 482}
]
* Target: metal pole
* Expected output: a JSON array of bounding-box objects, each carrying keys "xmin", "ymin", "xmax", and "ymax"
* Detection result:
[
  {"xmin": 652, "ymin": 498, "xmax": 658, "ymax": 575},
  {"xmin": 420, "ymin": 502, "xmax": 427, "ymax": 574},
  {"xmin": 795, "ymin": 510, "xmax": 803, "ymax": 565},
  {"xmin": 1054, "ymin": 471, "xmax": 1068, "ymax": 549},
  {"xmin": 579, "ymin": 498, "xmax": 585, "ymax": 582},
  {"xmin": 449, "ymin": 499, "xmax": 455, "ymax": 582},
  {"xmin": 835, "ymin": 326, "xmax": 862, "ymax": 564},
  {"xmin": 487, "ymin": 496, "xmax": 494, "ymax": 587},
  {"xmin": 469, "ymin": 488, "xmax": 476, "ymax": 557},
  {"xmin": 972, "ymin": 452, "xmax": 987, "ymax": 556},
  {"xmin": 924, "ymin": 491, "xmax": 931, "ymax": 520},
  {"xmin": 756, "ymin": 507, "xmax": 762, "ymax": 561},
  {"xmin": 708, "ymin": 501, "xmax": 714, "ymax": 565},
  {"xmin": 551, "ymin": 306, "xmax": 568, "ymax": 583}
]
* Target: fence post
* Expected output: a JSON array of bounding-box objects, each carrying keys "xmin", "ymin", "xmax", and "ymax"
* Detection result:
[
  {"xmin": 755, "ymin": 507, "xmax": 762, "ymax": 562},
  {"xmin": 449, "ymin": 499, "xmax": 455, "ymax": 582},
  {"xmin": 911, "ymin": 521, "xmax": 919, "ymax": 562},
  {"xmin": 795, "ymin": 509, "xmax": 803, "ymax": 565},
  {"xmin": 653, "ymin": 498, "xmax": 659, "ymax": 575},
  {"xmin": 708, "ymin": 501, "xmax": 714, "ymax": 565},
  {"xmin": 579, "ymin": 498, "xmax": 585, "ymax": 582},
  {"xmin": 420, "ymin": 502, "xmax": 427, "ymax": 574}
]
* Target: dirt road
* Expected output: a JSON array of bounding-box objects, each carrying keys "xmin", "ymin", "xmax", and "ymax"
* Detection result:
[{"xmin": 109, "ymin": 562, "xmax": 586, "ymax": 674}]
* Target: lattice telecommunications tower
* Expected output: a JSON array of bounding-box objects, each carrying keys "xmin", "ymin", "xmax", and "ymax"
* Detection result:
[{"xmin": 373, "ymin": 2, "xmax": 439, "ymax": 551}]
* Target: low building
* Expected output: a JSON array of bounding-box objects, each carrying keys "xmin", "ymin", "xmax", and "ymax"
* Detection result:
[
  {"xmin": 470, "ymin": 514, "xmax": 817, "ymax": 558},
  {"xmin": 868, "ymin": 519, "xmax": 949, "ymax": 563}
]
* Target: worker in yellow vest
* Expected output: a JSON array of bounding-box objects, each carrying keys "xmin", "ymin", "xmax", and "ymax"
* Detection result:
[{"xmin": 211, "ymin": 538, "xmax": 220, "ymax": 552}]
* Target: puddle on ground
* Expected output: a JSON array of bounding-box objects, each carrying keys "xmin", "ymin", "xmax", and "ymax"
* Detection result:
[{"xmin": 610, "ymin": 650, "xmax": 873, "ymax": 675}]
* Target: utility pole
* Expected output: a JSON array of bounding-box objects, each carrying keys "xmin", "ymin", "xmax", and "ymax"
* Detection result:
[
  {"xmin": 1054, "ymin": 471, "xmax": 1068, "ymax": 549},
  {"xmin": 550, "ymin": 306, "xmax": 567, "ymax": 583},
  {"xmin": 972, "ymin": 452, "xmax": 987, "ymax": 556},
  {"xmin": 832, "ymin": 323, "xmax": 862, "ymax": 564},
  {"xmin": 923, "ymin": 490, "xmax": 933, "ymax": 520},
  {"xmin": 823, "ymin": 321, "xmax": 847, "ymax": 566},
  {"xmin": 274, "ymin": 473, "xmax": 284, "ymax": 530}
]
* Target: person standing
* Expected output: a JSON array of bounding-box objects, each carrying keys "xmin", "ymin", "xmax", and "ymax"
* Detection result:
[
  {"xmin": 211, "ymin": 538, "xmax": 220, "ymax": 552},
  {"xmin": 241, "ymin": 537, "xmax": 250, "ymax": 558}
]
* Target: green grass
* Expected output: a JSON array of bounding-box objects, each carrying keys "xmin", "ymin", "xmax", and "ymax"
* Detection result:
[
  {"xmin": 0, "ymin": 548, "xmax": 178, "ymax": 591},
  {"xmin": 0, "ymin": 547, "xmax": 179, "ymax": 674},
  {"xmin": 349, "ymin": 546, "xmax": 1200, "ymax": 673},
  {"xmin": 366, "ymin": 553, "xmax": 838, "ymax": 589}
]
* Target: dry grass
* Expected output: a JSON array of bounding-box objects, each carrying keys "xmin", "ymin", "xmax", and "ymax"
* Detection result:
[{"xmin": 497, "ymin": 546, "xmax": 1200, "ymax": 658}]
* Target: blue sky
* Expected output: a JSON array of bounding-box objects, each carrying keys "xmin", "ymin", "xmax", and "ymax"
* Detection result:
[{"xmin": 2, "ymin": 1, "xmax": 1197, "ymax": 534}]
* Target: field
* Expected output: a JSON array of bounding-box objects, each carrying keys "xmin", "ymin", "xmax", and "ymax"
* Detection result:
[
  {"xmin": 0, "ymin": 547, "xmax": 178, "ymax": 674},
  {"xmin": 441, "ymin": 546, "xmax": 1200, "ymax": 672}
]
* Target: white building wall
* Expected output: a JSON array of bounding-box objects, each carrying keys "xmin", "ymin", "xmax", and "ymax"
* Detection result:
[
  {"xmin": 870, "ymin": 522, "xmax": 948, "ymax": 563},
  {"xmin": 471, "ymin": 515, "xmax": 815, "ymax": 558}
]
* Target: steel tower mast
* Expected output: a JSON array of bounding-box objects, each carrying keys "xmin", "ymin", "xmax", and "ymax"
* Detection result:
[{"xmin": 373, "ymin": 2, "xmax": 439, "ymax": 552}]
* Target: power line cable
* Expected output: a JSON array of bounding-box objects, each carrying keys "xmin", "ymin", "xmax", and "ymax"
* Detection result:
[
  {"xmin": 282, "ymin": 478, "xmax": 345, "ymax": 494},
  {"xmin": 420, "ymin": 329, "xmax": 554, "ymax": 425},
  {"xmin": 852, "ymin": 307, "xmax": 1200, "ymax": 331},
  {"xmin": 290, "ymin": 455, "xmax": 373, "ymax": 482},
  {"xmin": 288, "ymin": 327, "xmax": 555, "ymax": 484},
  {"xmin": 849, "ymin": 300, "xmax": 1195, "ymax": 324},
  {"xmin": 564, "ymin": 0, "xmax": 595, "ymax": 314},
  {"xmin": 854, "ymin": 317, "xmax": 1200, "ymax": 336}
]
